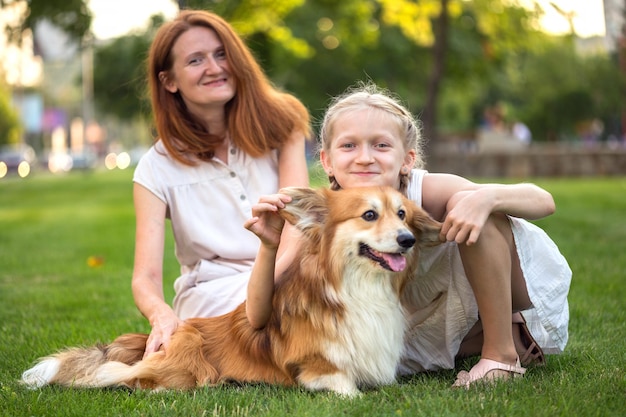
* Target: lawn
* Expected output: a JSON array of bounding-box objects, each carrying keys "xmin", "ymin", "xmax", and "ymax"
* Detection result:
[{"xmin": 1, "ymin": 168, "xmax": 625, "ymax": 416}]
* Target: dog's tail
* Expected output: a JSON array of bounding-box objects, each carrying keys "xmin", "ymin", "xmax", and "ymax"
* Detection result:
[{"xmin": 21, "ymin": 333, "xmax": 148, "ymax": 389}]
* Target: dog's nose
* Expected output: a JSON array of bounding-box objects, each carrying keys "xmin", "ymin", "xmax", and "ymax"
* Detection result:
[{"xmin": 397, "ymin": 231, "xmax": 416, "ymax": 248}]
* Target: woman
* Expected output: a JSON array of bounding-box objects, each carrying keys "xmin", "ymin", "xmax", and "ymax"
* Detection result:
[{"xmin": 132, "ymin": 10, "xmax": 310, "ymax": 357}]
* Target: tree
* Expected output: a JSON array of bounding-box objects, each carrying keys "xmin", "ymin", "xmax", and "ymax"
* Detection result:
[
  {"xmin": 422, "ymin": 0, "xmax": 449, "ymax": 145},
  {"xmin": 373, "ymin": 0, "xmax": 453, "ymax": 143}
]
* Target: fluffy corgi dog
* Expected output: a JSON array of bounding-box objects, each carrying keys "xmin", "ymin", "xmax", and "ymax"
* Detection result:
[{"xmin": 22, "ymin": 186, "xmax": 441, "ymax": 397}]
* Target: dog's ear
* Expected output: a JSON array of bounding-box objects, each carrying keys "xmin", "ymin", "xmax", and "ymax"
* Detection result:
[
  {"xmin": 278, "ymin": 187, "xmax": 328, "ymax": 236},
  {"xmin": 409, "ymin": 204, "xmax": 443, "ymax": 247}
]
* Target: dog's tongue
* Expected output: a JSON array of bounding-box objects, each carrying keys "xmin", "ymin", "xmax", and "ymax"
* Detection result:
[{"xmin": 382, "ymin": 253, "xmax": 406, "ymax": 272}]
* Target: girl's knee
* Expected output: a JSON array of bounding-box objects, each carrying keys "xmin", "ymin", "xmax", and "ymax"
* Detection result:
[{"xmin": 458, "ymin": 213, "xmax": 512, "ymax": 255}]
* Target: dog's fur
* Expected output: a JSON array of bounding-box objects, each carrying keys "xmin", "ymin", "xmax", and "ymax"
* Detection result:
[{"xmin": 21, "ymin": 186, "xmax": 441, "ymax": 396}]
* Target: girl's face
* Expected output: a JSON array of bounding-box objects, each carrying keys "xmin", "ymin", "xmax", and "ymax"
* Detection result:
[
  {"xmin": 320, "ymin": 108, "xmax": 416, "ymax": 190},
  {"xmin": 161, "ymin": 26, "xmax": 236, "ymax": 117}
]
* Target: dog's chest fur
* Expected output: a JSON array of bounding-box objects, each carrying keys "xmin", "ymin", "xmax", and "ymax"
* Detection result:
[{"xmin": 323, "ymin": 264, "xmax": 406, "ymax": 386}]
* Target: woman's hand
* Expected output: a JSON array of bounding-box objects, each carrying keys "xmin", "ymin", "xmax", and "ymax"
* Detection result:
[
  {"xmin": 144, "ymin": 308, "xmax": 184, "ymax": 358},
  {"xmin": 244, "ymin": 193, "xmax": 292, "ymax": 248}
]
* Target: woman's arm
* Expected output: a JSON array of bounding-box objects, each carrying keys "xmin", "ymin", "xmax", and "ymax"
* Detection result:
[
  {"xmin": 422, "ymin": 173, "xmax": 555, "ymax": 245},
  {"xmin": 131, "ymin": 183, "xmax": 182, "ymax": 355},
  {"xmin": 276, "ymin": 129, "xmax": 310, "ymax": 190}
]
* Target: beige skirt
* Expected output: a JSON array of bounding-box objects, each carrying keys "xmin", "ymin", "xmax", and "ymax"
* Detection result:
[{"xmin": 398, "ymin": 216, "xmax": 572, "ymax": 374}]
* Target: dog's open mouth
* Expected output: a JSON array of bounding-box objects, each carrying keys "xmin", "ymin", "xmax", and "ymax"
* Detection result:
[{"xmin": 359, "ymin": 243, "xmax": 407, "ymax": 272}]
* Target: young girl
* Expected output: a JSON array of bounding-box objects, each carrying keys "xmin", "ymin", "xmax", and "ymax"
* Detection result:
[
  {"xmin": 132, "ymin": 10, "xmax": 310, "ymax": 358},
  {"xmin": 244, "ymin": 83, "xmax": 571, "ymax": 387}
]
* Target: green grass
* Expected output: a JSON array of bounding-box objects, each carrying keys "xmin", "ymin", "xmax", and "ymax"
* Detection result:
[{"xmin": 1, "ymin": 169, "xmax": 625, "ymax": 416}]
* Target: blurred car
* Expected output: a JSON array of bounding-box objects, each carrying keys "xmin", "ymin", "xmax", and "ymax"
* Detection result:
[
  {"xmin": 70, "ymin": 152, "xmax": 97, "ymax": 170},
  {"xmin": 0, "ymin": 143, "xmax": 37, "ymax": 178}
]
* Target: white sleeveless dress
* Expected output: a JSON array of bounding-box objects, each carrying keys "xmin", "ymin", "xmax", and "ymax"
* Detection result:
[{"xmin": 398, "ymin": 169, "xmax": 572, "ymax": 374}]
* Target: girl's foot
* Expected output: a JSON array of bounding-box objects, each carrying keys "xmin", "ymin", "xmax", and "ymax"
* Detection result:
[{"xmin": 452, "ymin": 357, "xmax": 526, "ymax": 389}]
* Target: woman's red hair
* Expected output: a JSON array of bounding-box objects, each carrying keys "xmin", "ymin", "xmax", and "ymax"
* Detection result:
[{"xmin": 147, "ymin": 10, "xmax": 310, "ymax": 165}]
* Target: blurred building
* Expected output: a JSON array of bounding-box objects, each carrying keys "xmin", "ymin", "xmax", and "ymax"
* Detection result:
[{"xmin": 604, "ymin": 0, "xmax": 625, "ymax": 52}]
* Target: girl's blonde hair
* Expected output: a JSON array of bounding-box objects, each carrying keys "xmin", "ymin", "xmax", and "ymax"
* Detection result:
[
  {"xmin": 148, "ymin": 10, "xmax": 310, "ymax": 165},
  {"xmin": 318, "ymin": 83, "xmax": 424, "ymax": 194}
]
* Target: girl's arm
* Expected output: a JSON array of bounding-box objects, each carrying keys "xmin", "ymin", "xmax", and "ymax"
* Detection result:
[
  {"xmin": 245, "ymin": 130, "xmax": 309, "ymax": 329},
  {"xmin": 131, "ymin": 183, "xmax": 183, "ymax": 356},
  {"xmin": 422, "ymin": 173, "xmax": 555, "ymax": 245},
  {"xmin": 244, "ymin": 193, "xmax": 296, "ymax": 328}
]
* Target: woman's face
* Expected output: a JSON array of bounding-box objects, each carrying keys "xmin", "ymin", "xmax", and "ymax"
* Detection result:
[
  {"xmin": 161, "ymin": 26, "xmax": 236, "ymax": 117},
  {"xmin": 320, "ymin": 108, "xmax": 415, "ymax": 190}
]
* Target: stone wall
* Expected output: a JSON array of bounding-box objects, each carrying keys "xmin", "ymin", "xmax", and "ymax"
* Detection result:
[{"xmin": 427, "ymin": 145, "xmax": 626, "ymax": 178}]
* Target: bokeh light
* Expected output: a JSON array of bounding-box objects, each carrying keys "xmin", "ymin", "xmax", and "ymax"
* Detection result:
[
  {"xmin": 116, "ymin": 151, "xmax": 131, "ymax": 169},
  {"xmin": 17, "ymin": 161, "xmax": 30, "ymax": 178},
  {"xmin": 48, "ymin": 153, "xmax": 73, "ymax": 174},
  {"xmin": 104, "ymin": 152, "xmax": 118, "ymax": 170},
  {"xmin": 0, "ymin": 161, "xmax": 7, "ymax": 178},
  {"xmin": 322, "ymin": 35, "xmax": 339, "ymax": 50},
  {"xmin": 105, "ymin": 151, "xmax": 132, "ymax": 170},
  {"xmin": 317, "ymin": 17, "xmax": 333, "ymax": 31}
]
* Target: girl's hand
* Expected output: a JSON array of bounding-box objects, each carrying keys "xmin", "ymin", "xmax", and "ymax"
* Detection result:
[
  {"xmin": 440, "ymin": 190, "xmax": 492, "ymax": 246},
  {"xmin": 244, "ymin": 193, "xmax": 292, "ymax": 248}
]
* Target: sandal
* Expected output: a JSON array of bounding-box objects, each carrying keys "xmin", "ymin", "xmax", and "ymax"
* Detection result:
[
  {"xmin": 513, "ymin": 312, "xmax": 546, "ymax": 367},
  {"xmin": 452, "ymin": 357, "xmax": 526, "ymax": 389}
]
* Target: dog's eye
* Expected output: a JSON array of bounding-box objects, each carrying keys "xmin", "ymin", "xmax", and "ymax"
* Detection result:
[
  {"xmin": 362, "ymin": 210, "xmax": 378, "ymax": 221},
  {"xmin": 397, "ymin": 209, "xmax": 406, "ymax": 220}
]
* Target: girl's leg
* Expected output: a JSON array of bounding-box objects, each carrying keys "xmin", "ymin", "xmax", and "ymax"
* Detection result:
[{"xmin": 454, "ymin": 213, "xmax": 532, "ymax": 383}]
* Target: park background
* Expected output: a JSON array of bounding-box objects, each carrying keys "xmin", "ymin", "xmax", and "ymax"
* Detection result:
[
  {"xmin": 1, "ymin": 0, "xmax": 625, "ymax": 178},
  {"xmin": 1, "ymin": 1, "xmax": 625, "ymax": 416}
]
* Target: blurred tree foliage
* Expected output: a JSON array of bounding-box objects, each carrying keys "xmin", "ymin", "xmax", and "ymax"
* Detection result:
[
  {"xmin": 1, "ymin": 0, "xmax": 91, "ymax": 45},
  {"xmin": 0, "ymin": 83, "xmax": 21, "ymax": 146},
  {"xmin": 92, "ymin": 33, "xmax": 152, "ymax": 122},
  {"xmin": 494, "ymin": 36, "xmax": 624, "ymax": 142},
  {"xmin": 91, "ymin": 16, "xmax": 165, "ymax": 122},
  {"xmin": 186, "ymin": 0, "xmax": 314, "ymax": 58},
  {"xmin": 83, "ymin": 0, "xmax": 623, "ymax": 144}
]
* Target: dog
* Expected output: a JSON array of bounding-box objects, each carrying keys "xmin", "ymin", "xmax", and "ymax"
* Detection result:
[{"xmin": 21, "ymin": 186, "xmax": 442, "ymax": 397}]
